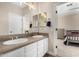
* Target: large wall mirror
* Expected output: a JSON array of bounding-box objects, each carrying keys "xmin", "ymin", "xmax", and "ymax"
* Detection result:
[
  {"xmin": 0, "ymin": 2, "xmax": 48, "ymax": 35},
  {"xmin": 39, "ymin": 12, "xmax": 47, "ymax": 27},
  {"xmin": 0, "ymin": 2, "xmax": 32, "ymax": 35},
  {"xmin": 0, "ymin": 3, "xmax": 23, "ymax": 35},
  {"xmin": 33, "ymin": 12, "xmax": 47, "ymax": 27},
  {"xmin": 32, "ymin": 12, "xmax": 47, "ymax": 33}
]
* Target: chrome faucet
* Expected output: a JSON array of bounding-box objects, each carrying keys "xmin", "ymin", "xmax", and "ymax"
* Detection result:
[
  {"xmin": 11, "ymin": 37, "xmax": 14, "ymax": 40},
  {"xmin": 11, "ymin": 36, "xmax": 18, "ymax": 40},
  {"xmin": 15, "ymin": 36, "xmax": 18, "ymax": 39},
  {"xmin": 25, "ymin": 30, "xmax": 29, "ymax": 34}
]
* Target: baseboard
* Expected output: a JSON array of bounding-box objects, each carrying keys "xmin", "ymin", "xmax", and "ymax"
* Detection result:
[
  {"xmin": 47, "ymin": 51, "xmax": 56, "ymax": 57},
  {"xmin": 47, "ymin": 51, "xmax": 60, "ymax": 57}
]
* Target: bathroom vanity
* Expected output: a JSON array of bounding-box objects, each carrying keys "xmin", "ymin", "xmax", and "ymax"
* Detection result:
[
  {"xmin": 0, "ymin": 35, "xmax": 48, "ymax": 57},
  {"xmin": 0, "ymin": 3, "xmax": 49, "ymax": 57}
]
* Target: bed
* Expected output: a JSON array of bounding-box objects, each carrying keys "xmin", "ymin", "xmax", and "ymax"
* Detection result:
[{"xmin": 65, "ymin": 30, "xmax": 79, "ymax": 45}]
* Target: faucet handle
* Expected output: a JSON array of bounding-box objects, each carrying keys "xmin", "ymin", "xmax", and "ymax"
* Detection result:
[
  {"xmin": 25, "ymin": 30, "xmax": 29, "ymax": 34},
  {"xmin": 15, "ymin": 36, "xmax": 18, "ymax": 39}
]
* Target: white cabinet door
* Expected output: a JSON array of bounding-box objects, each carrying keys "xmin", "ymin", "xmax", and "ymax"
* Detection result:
[
  {"xmin": 25, "ymin": 42, "xmax": 38, "ymax": 57},
  {"xmin": 1, "ymin": 47, "xmax": 24, "ymax": 57},
  {"xmin": 37, "ymin": 39, "xmax": 44, "ymax": 57},
  {"xmin": 37, "ymin": 38, "xmax": 48, "ymax": 57},
  {"xmin": 43, "ymin": 38, "xmax": 48, "ymax": 55}
]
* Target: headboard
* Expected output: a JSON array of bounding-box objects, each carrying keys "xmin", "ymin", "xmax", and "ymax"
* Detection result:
[{"xmin": 66, "ymin": 30, "xmax": 79, "ymax": 36}]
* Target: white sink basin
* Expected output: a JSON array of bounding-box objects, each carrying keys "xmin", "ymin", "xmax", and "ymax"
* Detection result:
[
  {"xmin": 3, "ymin": 38, "xmax": 28, "ymax": 45},
  {"xmin": 32, "ymin": 35, "xmax": 44, "ymax": 38}
]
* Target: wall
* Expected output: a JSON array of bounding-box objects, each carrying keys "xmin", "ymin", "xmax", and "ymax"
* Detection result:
[
  {"xmin": 22, "ymin": 6, "xmax": 32, "ymax": 33},
  {"xmin": 39, "ymin": 3, "xmax": 58, "ymax": 56},
  {"xmin": 0, "ymin": 3, "xmax": 23, "ymax": 35},
  {"xmin": 0, "ymin": 6, "xmax": 9, "ymax": 35},
  {"xmin": 24, "ymin": 2, "xmax": 58, "ymax": 55},
  {"xmin": 58, "ymin": 12, "xmax": 79, "ymax": 30},
  {"xmin": 0, "ymin": 2, "xmax": 58, "ymax": 56},
  {"xmin": 31, "ymin": 2, "xmax": 58, "ymax": 55},
  {"xmin": 57, "ymin": 11, "xmax": 79, "ymax": 40}
]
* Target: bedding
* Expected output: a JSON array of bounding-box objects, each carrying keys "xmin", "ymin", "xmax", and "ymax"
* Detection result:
[{"xmin": 64, "ymin": 30, "xmax": 79, "ymax": 45}]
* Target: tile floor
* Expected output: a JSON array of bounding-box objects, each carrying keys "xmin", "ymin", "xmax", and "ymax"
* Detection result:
[{"xmin": 57, "ymin": 39, "xmax": 79, "ymax": 57}]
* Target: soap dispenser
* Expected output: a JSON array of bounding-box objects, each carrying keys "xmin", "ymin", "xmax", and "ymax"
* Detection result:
[
  {"xmin": 46, "ymin": 20, "xmax": 51, "ymax": 27},
  {"xmin": 30, "ymin": 23, "xmax": 32, "ymax": 28}
]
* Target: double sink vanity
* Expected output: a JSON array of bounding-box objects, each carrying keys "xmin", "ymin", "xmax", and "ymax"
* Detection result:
[
  {"xmin": 0, "ymin": 2, "xmax": 49, "ymax": 57},
  {"xmin": 0, "ymin": 33, "xmax": 48, "ymax": 57}
]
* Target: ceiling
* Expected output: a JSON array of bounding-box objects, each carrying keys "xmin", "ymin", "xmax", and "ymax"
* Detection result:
[
  {"xmin": 55, "ymin": 2, "xmax": 67, "ymax": 6},
  {"xmin": 0, "ymin": 2, "xmax": 67, "ymax": 8}
]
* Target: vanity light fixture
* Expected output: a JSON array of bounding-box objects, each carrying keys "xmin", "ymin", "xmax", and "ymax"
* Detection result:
[
  {"xmin": 23, "ymin": 2, "xmax": 36, "ymax": 10},
  {"xmin": 41, "ymin": 13, "xmax": 47, "ymax": 18}
]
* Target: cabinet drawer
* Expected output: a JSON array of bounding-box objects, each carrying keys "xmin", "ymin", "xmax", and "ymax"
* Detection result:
[{"xmin": 25, "ymin": 42, "xmax": 37, "ymax": 50}]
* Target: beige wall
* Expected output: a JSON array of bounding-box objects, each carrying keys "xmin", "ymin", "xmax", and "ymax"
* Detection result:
[
  {"xmin": 0, "ymin": 7, "xmax": 9, "ymax": 35},
  {"xmin": 58, "ymin": 12, "xmax": 79, "ymax": 30},
  {"xmin": 28, "ymin": 2, "xmax": 58, "ymax": 55},
  {"xmin": 22, "ymin": 7, "xmax": 32, "ymax": 33},
  {"xmin": 0, "ymin": 3, "xmax": 23, "ymax": 35},
  {"xmin": 34, "ymin": 2, "xmax": 58, "ymax": 55},
  {"xmin": 0, "ymin": 2, "xmax": 58, "ymax": 56}
]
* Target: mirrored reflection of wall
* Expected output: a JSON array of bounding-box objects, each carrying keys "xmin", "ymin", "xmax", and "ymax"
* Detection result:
[
  {"xmin": 9, "ymin": 13, "xmax": 22, "ymax": 34},
  {"xmin": 33, "ymin": 15, "xmax": 39, "ymax": 27},
  {"xmin": 0, "ymin": 3, "xmax": 23, "ymax": 35},
  {"xmin": 32, "ymin": 15, "xmax": 39, "ymax": 32},
  {"xmin": 22, "ymin": 7, "xmax": 32, "ymax": 34}
]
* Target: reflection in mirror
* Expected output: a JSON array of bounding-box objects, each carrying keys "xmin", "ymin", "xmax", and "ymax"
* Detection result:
[
  {"xmin": 33, "ymin": 15, "xmax": 39, "ymax": 27},
  {"xmin": 39, "ymin": 12, "xmax": 47, "ymax": 27},
  {"xmin": 32, "ymin": 14, "xmax": 39, "ymax": 32},
  {"xmin": 0, "ymin": 2, "xmax": 48, "ymax": 35},
  {"xmin": 9, "ymin": 13, "xmax": 23, "ymax": 35},
  {"xmin": 39, "ymin": 12, "xmax": 48, "ymax": 33},
  {"xmin": 22, "ymin": 13, "xmax": 31, "ymax": 34},
  {"xmin": 0, "ymin": 2, "xmax": 32, "ymax": 35},
  {"xmin": 32, "ymin": 12, "xmax": 48, "ymax": 33},
  {"xmin": 0, "ymin": 3, "xmax": 23, "ymax": 35}
]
